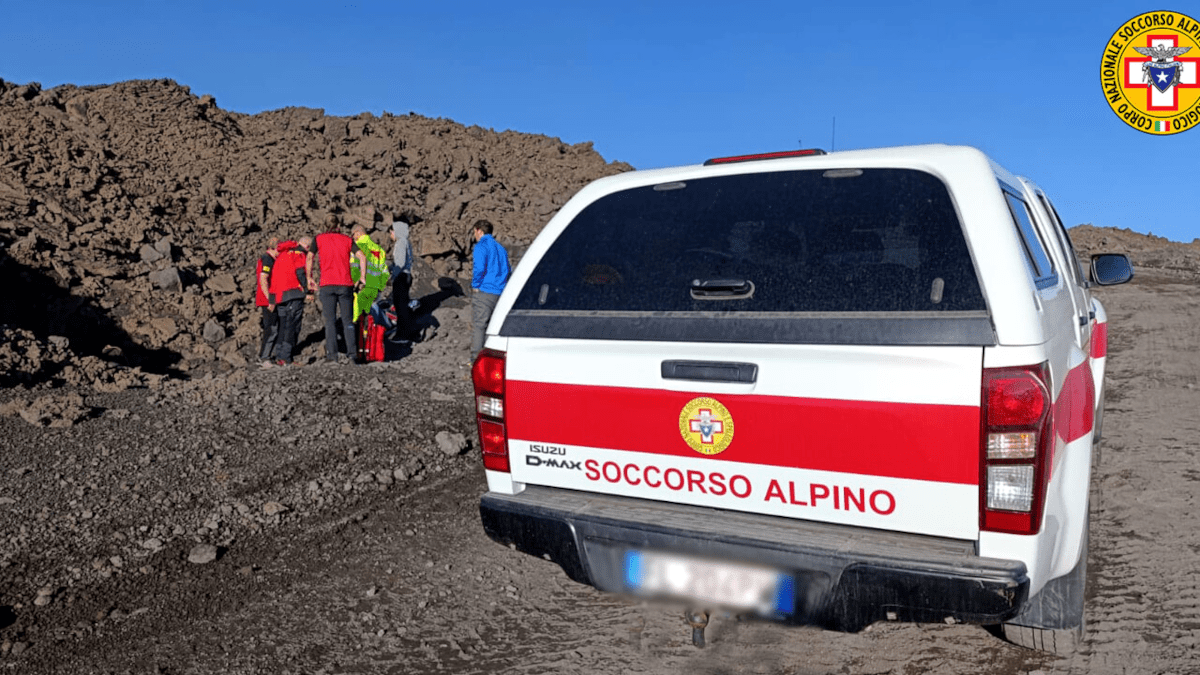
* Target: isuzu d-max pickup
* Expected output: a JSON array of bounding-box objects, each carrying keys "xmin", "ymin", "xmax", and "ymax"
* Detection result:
[{"xmin": 472, "ymin": 145, "xmax": 1133, "ymax": 653}]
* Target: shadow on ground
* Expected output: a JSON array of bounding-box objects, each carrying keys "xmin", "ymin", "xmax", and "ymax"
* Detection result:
[{"xmin": 0, "ymin": 234, "xmax": 183, "ymax": 385}]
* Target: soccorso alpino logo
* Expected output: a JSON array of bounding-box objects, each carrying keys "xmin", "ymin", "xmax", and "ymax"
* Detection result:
[
  {"xmin": 1102, "ymin": 10, "xmax": 1200, "ymax": 134},
  {"xmin": 678, "ymin": 397, "xmax": 734, "ymax": 456}
]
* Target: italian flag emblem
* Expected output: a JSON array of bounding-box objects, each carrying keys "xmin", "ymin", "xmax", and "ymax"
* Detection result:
[{"xmin": 1155, "ymin": 120, "xmax": 1172, "ymax": 132}]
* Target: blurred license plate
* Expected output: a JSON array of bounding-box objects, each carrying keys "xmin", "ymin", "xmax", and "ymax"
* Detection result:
[{"xmin": 623, "ymin": 549, "xmax": 794, "ymax": 615}]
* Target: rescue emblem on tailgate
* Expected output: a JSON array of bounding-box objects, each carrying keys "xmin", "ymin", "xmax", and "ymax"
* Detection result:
[{"xmin": 679, "ymin": 397, "xmax": 735, "ymax": 455}]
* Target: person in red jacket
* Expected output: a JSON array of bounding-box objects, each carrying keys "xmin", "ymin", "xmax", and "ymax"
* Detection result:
[
  {"xmin": 269, "ymin": 237, "xmax": 311, "ymax": 365},
  {"xmin": 255, "ymin": 237, "xmax": 280, "ymax": 367},
  {"xmin": 306, "ymin": 215, "xmax": 366, "ymax": 364}
]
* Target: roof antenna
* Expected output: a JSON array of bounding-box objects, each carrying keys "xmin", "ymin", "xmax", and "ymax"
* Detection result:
[{"xmin": 831, "ymin": 117, "xmax": 836, "ymax": 152}]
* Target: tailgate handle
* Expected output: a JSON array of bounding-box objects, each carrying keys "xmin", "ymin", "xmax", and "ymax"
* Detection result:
[{"xmin": 661, "ymin": 360, "xmax": 758, "ymax": 384}]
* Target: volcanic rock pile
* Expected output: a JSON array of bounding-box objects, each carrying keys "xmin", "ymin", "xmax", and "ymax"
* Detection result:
[
  {"xmin": 2, "ymin": 77, "xmax": 1196, "ymax": 395},
  {"xmin": 0, "ymin": 77, "xmax": 631, "ymax": 388},
  {"xmin": 1067, "ymin": 223, "xmax": 1200, "ymax": 278}
]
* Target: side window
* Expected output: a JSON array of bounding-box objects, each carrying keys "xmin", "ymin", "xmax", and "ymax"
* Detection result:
[
  {"xmin": 1036, "ymin": 193, "xmax": 1086, "ymax": 285},
  {"xmin": 1002, "ymin": 187, "xmax": 1058, "ymax": 289}
]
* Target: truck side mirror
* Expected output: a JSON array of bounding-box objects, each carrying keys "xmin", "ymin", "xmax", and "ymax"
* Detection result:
[{"xmin": 1090, "ymin": 253, "xmax": 1133, "ymax": 286}]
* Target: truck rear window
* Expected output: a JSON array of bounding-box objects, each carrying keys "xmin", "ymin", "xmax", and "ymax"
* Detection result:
[{"xmin": 512, "ymin": 168, "xmax": 985, "ymax": 314}]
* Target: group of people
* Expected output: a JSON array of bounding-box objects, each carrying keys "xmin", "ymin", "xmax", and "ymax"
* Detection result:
[{"xmin": 255, "ymin": 215, "xmax": 510, "ymax": 367}]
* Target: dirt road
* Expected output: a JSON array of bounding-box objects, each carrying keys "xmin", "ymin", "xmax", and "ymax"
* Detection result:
[{"xmin": 2, "ymin": 271, "xmax": 1196, "ymax": 675}]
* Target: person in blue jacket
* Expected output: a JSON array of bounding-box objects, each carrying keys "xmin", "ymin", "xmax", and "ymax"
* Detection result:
[{"xmin": 470, "ymin": 219, "xmax": 511, "ymax": 360}]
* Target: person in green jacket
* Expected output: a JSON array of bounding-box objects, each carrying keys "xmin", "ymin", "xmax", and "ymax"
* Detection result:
[{"xmin": 350, "ymin": 226, "xmax": 391, "ymax": 322}]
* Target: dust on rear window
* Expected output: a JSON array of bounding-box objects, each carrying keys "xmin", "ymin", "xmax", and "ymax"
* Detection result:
[{"xmin": 512, "ymin": 168, "xmax": 985, "ymax": 313}]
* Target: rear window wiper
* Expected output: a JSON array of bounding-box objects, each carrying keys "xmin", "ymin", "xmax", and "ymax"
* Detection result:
[{"xmin": 690, "ymin": 278, "xmax": 755, "ymax": 300}]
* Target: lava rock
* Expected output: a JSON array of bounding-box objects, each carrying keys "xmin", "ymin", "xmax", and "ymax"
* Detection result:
[
  {"xmin": 435, "ymin": 431, "xmax": 468, "ymax": 456},
  {"xmin": 187, "ymin": 544, "xmax": 219, "ymax": 565}
]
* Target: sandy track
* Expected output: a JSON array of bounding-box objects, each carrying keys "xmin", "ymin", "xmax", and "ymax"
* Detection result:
[{"xmin": 1080, "ymin": 274, "xmax": 1200, "ymax": 674}]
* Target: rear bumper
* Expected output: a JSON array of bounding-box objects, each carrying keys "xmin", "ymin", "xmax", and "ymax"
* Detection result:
[{"xmin": 481, "ymin": 486, "xmax": 1028, "ymax": 631}]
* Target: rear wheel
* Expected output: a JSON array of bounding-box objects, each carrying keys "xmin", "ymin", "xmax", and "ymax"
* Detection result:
[{"xmin": 1001, "ymin": 620, "xmax": 1083, "ymax": 655}]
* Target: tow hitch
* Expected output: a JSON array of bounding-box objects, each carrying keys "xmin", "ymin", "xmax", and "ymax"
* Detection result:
[{"xmin": 686, "ymin": 609, "xmax": 709, "ymax": 648}]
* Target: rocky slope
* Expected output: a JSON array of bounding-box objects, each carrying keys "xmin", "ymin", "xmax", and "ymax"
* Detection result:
[
  {"xmin": 2, "ymin": 77, "xmax": 1195, "ymax": 393},
  {"xmin": 1068, "ymin": 223, "xmax": 1200, "ymax": 280},
  {"xmin": 0, "ymin": 77, "xmax": 631, "ymax": 386}
]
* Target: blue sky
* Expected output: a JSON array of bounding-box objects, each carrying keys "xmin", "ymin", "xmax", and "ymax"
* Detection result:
[{"xmin": 2, "ymin": 0, "xmax": 1197, "ymax": 244}]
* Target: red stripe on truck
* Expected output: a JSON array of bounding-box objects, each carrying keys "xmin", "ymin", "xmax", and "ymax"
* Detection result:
[
  {"xmin": 506, "ymin": 381, "xmax": 980, "ymax": 485},
  {"xmin": 1053, "ymin": 360, "xmax": 1095, "ymax": 448},
  {"xmin": 1091, "ymin": 321, "xmax": 1108, "ymax": 359}
]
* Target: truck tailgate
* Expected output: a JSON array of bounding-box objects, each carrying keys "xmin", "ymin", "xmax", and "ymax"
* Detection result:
[{"xmin": 503, "ymin": 338, "xmax": 983, "ymax": 540}]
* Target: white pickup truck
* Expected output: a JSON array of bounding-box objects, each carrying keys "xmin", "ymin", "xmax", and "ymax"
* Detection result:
[{"xmin": 472, "ymin": 145, "xmax": 1133, "ymax": 653}]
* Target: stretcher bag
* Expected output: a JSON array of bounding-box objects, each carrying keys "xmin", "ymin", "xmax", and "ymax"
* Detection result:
[{"xmin": 357, "ymin": 315, "xmax": 386, "ymax": 362}]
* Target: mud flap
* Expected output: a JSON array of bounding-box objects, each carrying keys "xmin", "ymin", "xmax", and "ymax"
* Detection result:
[
  {"xmin": 1006, "ymin": 522, "xmax": 1088, "ymax": 631},
  {"xmin": 1002, "ymin": 521, "xmax": 1088, "ymax": 654}
]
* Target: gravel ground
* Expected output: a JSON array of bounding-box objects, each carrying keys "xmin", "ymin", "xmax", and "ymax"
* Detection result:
[{"xmin": 1, "ymin": 270, "xmax": 1198, "ymax": 675}]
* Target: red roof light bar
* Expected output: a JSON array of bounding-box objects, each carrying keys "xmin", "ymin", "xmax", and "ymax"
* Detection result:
[{"xmin": 703, "ymin": 149, "xmax": 827, "ymax": 166}]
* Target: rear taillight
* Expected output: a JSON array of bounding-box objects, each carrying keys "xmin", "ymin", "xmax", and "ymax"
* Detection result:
[
  {"xmin": 472, "ymin": 349, "xmax": 509, "ymax": 472},
  {"xmin": 981, "ymin": 363, "xmax": 1053, "ymax": 535}
]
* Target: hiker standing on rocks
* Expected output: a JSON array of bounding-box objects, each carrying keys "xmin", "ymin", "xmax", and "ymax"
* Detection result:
[
  {"xmin": 350, "ymin": 225, "xmax": 390, "ymax": 323},
  {"xmin": 389, "ymin": 219, "xmax": 416, "ymax": 342},
  {"xmin": 470, "ymin": 219, "xmax": 511, "ymax": 361},
  {"xmin": 307, "ymin": 215, "xmax": 365, "ymax": 364},
  {"xmin": 256, "ymin": 236, "xmax": 280, "ymax": 366},
  {"xmin": 269, "ymin": 237, "xmax": 311, "ymax": 365}
]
